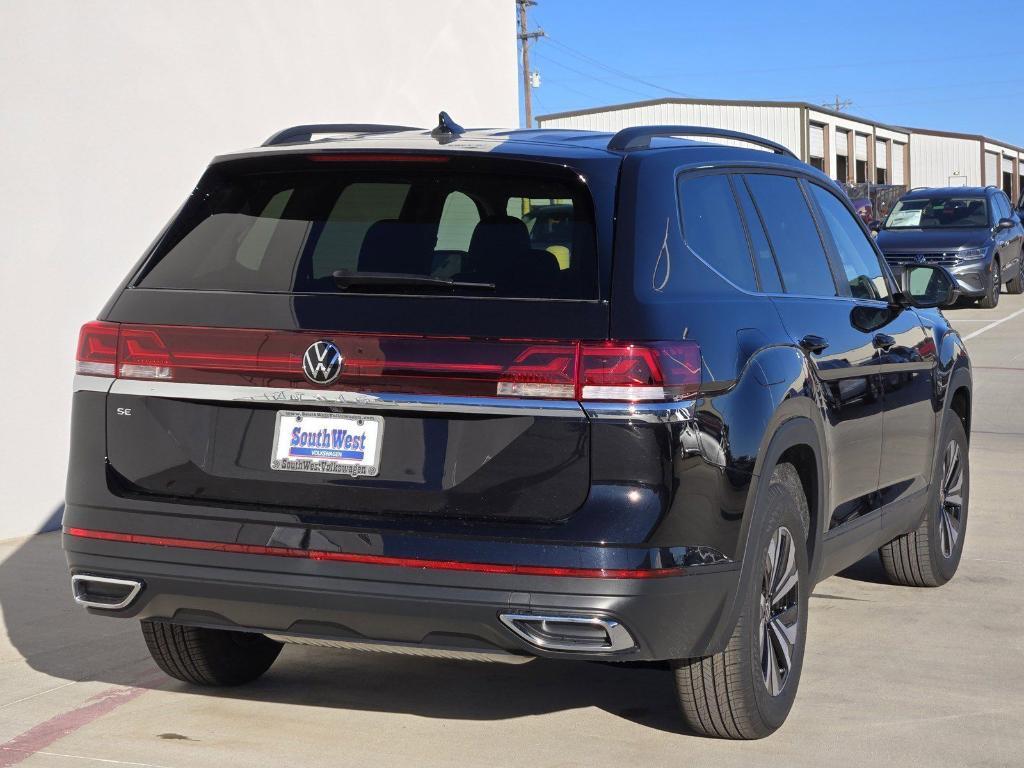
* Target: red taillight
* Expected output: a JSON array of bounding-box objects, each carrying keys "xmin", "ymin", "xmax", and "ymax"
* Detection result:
[
  {"xmin": 578, "ymin": 342, "xmax": 701, "ymax": 401},
  {"xmin": 75, "ymin": 321, "xmax": 119, "ymax": 377},
  {"xmin": 496, "ymin": 345, "xmax": 578, "ymax": 398},
  {"xmin": 75, "ymin": 322, "xmax": 701, "ymax": 402}
]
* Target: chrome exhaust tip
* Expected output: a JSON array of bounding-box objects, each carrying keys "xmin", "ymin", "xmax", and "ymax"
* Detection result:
[
  {"xmin": 71, "ymin": 574, "xmax": 143, "ymax": 610},
  {"xmin": 499, "ymin": 613, "xmax": 635, "ymax": 653}
]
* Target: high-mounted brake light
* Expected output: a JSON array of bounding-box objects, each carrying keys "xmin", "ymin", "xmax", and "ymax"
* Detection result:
[
  {"xmin": 308, "ymin": 154, "xmax": 450, "ymax": 163},
  {"xmin": 74, "ymin": 322, "xmax": 701, "ymax": 403}
]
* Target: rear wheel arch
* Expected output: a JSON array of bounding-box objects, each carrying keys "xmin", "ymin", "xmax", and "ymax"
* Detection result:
[
  {"xmin": 949, "ymin": 382, "xmax": 971, "ymax": 441},
  {"xmin": 703, "ymin": 417, "xmax": 825, "ymax": 655}
]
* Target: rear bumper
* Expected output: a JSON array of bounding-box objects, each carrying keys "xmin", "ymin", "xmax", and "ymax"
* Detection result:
[{"xmin": 63, "ymin": 528, "xmax": 740, "ymax": 662}]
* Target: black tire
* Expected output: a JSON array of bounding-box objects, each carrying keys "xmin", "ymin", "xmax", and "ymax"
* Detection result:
[
  {"xmin": 977, "ymin": 260, "xmax": 1000, "ymax": 308},
  {"xmin": 879, "ymin": 415, "xmax": 969, "ymax": 587},
  {"xmin": 141, "ymin": 620, "xmax": 282, "ymax": 686},
  {"xmin": 673, "ymin": 463, "xmax": 810, "ymax": 739},
  {"xmin": 1006, "ymin": 260, "xmax": 1024, "ymax": 294}
]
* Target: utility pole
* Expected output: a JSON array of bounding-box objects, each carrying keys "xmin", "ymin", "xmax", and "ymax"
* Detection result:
[
  {"xmin": 824, "ymin": 95, "xmax": 853, "ymax": 112},
  {"xmin": 517, "ymin": 0, "xmax": 544, "ymax": 128}
]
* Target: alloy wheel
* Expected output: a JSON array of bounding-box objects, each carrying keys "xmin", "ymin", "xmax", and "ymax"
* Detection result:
[
  {"xmin": 759, "ymin": 526, "xmax": 800, "ymax": 697},
  {"xmin": 938, "ymin": 440, "xmax": 964, "ymax": 558}
]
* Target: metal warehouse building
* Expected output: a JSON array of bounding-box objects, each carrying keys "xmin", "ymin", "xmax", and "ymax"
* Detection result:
[{"xmin": 537, "ymin": 98, "xmax": 1024, "ymax": 200}]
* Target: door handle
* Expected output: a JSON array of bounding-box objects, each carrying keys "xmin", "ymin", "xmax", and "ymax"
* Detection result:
[
  {"xmin": 873, "ymin": 333, "xmax": 896, "ymax": 351},
  {"xmin": 799, "ymin": 334, "xmax": 829, "ymax": 354}
]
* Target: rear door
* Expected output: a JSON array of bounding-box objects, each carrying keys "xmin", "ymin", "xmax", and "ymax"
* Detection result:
[
  {"xmin": 101, "ymin": 152, "xmax": 617, "ymax": 523},
  {"xmin": 741, "ymin": 172, "xmax": 884, "ymax": 531},
  {"xmin": 804, "ymin": 181, "xmax": 936, "ymax": 509}
]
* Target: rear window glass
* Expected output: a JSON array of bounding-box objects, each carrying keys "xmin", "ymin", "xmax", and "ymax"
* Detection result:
[
  {"xmin": 744, "ymin": 174, "xmax": 837, "ymax": 297},
  {"xmin": 137, "ymin": 158, "xmax": 598, "ymax": 299},
  {"xmin": 678, "ymin": 174, "xmax": 757, "ymax": 291}
]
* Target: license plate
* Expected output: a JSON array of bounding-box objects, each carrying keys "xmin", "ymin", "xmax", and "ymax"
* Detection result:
[{"xmin": 270, "ymin": 411, "xmax": 383, "ymax": 476}]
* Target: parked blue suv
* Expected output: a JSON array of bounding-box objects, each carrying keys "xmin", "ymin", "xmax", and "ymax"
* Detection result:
[{"xmin": 875, "ymin": 186, "xmax": 1024, "ymax": 308}]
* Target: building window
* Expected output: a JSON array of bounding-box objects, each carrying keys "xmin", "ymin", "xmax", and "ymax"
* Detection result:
[
  {"xmin": 875, "ymin": 167, "xmax": 887, "ymax": 184},
  {"xmin": 836, "ymin": 155, "xmax": 849, "ymax": 184},
  {"xmin": 808, "ymin": 123, "xmax": 826, "ymax": 174},
  {"xmin": 1003, "ymin": 170, "xmax": 1013, "ymax": 198},
  {"xmin": 854, "ymin": 134, "xmax": 869, "ymax": 184}
]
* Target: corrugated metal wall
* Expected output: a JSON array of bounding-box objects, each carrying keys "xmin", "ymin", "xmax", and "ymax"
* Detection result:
[
  {"xmin": 908, "ymin": 133, "xmax": 981, "ymax": 187},
  {"xmin": 540, "ymin": 103, "xmax": 804, "ymax": 155},
  {"xmin": 539, "ymin": 101, "xmax": 1024, "ymax": 197}
]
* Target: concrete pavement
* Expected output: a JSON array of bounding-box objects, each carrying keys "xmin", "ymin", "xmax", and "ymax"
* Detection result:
[{"xmin": 2, "ymin": 296, "xmax": 1023, "ymax": 767}]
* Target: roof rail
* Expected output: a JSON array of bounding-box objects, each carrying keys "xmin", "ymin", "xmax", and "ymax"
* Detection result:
[
  {"xmin": 262, "ymin": 123, "xmax": 421, "ymax": 147},
  {"xmin": 607, "ymin": 125, "xmax": 797, "ymax": 158}
]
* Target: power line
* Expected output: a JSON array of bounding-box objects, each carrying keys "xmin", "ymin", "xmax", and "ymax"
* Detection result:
[
  {"xmin": 532, "ymin": 50, "xmax": 657, "ymax": 99},
  {"xmin": 541, "ymin": 35, "xmax": 692, "ymax": 98}
]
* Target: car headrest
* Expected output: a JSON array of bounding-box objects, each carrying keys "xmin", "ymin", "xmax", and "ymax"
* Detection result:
[
  {"xmin": 468, "ymin": 215, "xmax": 532, "ymax": 260},
  {"xmin": 357, "ymin": 219, "xmax": 434, "ymax": 274}
]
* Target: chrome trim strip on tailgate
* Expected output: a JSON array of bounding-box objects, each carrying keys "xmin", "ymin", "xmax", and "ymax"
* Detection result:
[
  {"xmin": 107, "ymin": 379, "xmax": 587, "ymax": 418},
  {"xmin": 105, "ymin": 379, "xmax": 696, "ymax": 421}
]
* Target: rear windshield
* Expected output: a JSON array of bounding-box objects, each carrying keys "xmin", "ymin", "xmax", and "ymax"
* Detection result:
[
  {"xmin": 884, "ymin": 196, "xmax": 989, "ymax": 229},
  {"xmin": 137, "ymin": 156, "xmax": 598, "ymax": 299}
]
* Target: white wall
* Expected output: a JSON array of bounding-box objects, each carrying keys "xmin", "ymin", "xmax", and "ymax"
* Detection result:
[
  {"xmin": 908, "ymin": 133, "xmax": 982, "ymax": 188},
  {"xmin": 0, "ymin": 0, "xmax": 517, "ymax": 540}
]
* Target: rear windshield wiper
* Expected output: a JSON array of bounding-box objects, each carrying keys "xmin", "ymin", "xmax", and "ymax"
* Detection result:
[{"xmin": 332, "ymin": 270, "xmax": 495, "ymax": 292}]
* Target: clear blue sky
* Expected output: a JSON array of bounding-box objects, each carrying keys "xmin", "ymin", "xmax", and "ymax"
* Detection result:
[{"xmin": 521, "ymin": 0, "xmax": 1024, "ymax": 146}]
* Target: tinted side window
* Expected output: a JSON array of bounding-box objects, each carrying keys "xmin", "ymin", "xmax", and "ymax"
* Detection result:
[
  {"xmin": 808, "ymin": 184, "xmax": 891, "ymax": 301},
  {"xmin": 744, "ymin": 174, "xmax": 836, "ymax": 297},
  {"xmin": 678, "ymin": 174, "xmax": 757, "ymax": 291},
  {"xmin": 733, "ymin": 179, "xmax": 783, "ymax": 293},
  {"xmin": 993, "ymin": 193, "xmax": 1011, "ymax": 221}
]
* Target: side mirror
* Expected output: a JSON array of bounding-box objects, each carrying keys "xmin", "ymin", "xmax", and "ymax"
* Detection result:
[
  {"xmin": 898, "ymin": 264, "xmax": 959, "ymax": 309},
  {"xmin": 868, "ymin": 220, "xmax": 882, "ymax": 233},
  {"xmin": 996, "ymin": 217, "xmax": 1015, "ymax": 231}
]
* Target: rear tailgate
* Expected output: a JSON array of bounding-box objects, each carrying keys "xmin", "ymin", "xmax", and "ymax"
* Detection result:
[
  {"xmin": 100, "ymin": 316, "xmax": 599, "ymax": 522},
  {"xmin": 91, "ymin": 151, "xmax": 618, "ymax": 523}
]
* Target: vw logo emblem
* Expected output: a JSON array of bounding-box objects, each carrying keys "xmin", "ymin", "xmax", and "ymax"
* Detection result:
[
  {"xmin": 915, "ymin": 254, "xmax": 927, "ymax": 264},
  {"xmin": 302, "ymin": 341, "xmax": 343, "ymax": 385}
]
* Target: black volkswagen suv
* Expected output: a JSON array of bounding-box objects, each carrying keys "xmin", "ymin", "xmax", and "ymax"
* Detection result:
[
  {"xmin": 875, "ymin": 186, "xmax": 1024, "ymax": 308},
  {"xmin": 64, "ymin": 117, "xmax": 973, "ymax": 739}
]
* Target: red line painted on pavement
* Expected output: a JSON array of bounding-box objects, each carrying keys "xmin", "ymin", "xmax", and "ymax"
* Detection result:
[{"xmin": 0, "ymin": 675, "xmax": 162, "ymax": 767}]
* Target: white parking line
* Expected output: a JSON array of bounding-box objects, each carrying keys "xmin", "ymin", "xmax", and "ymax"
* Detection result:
[{"xmin": 962, "ymin": 307, "xmax": 1024, "ymax": 341}]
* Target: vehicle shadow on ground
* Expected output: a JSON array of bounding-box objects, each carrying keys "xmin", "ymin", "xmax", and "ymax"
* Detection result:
[
  {"xmin": 0, "ymin": 532, "xmax": 685, "ymax": 734},
  {"xmin": 836, "ymin": 551, "xmax": 891, "ymax": 584}
]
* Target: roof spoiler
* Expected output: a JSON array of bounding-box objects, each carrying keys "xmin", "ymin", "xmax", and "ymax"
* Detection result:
[
  {"xmin": 262, "ymin": 123, "xmax": 421, "ymax": 147},
  {"xmin": 607, "ymin": 125, "xmax": 796, "ymax": 158}
]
